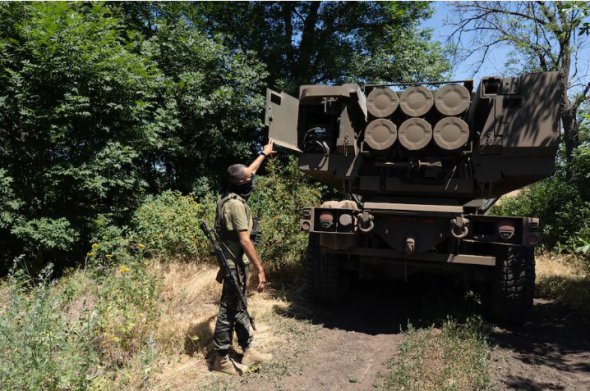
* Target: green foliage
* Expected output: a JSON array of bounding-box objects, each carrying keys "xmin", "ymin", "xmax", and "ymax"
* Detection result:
[
  {"xmin": 352, "ymin": 28, "xmax": 451, "ymax": 84},
  {"xmin": 0, "ymin": 256, "xmax": 162, "ymax": 390},
  {"xmin": 94, "ymin": 259, "xmax": 161, "ymax": 370},
  {"xmin": 0, "ymin": 2, "xmax": 266, "ymax": 268},
  {"xmin": 86, "ymin": 216, "xmax": 135, "ymax": 267},
  {"xmin": 191, "ymin": 2, "xmax": 448, "ymax": 94},
  {"xmin": 249, "ymin": 158, "xmax": 324, "ymax": 271},
  {"xmin": 0, "ymin": 168, "xmax": 22, "ymax": 230},
  {"xmin": 491, "ymin": 145, "xmax": 590, "ymax": 256},
  {"xmin": 131, "ymin": 190, "xmax": 215, "ymax": 261},
  {"xmin": 88, "ymin": 158, "xmax": 322, "ymax": 272},
  {"xmin": 141, "ymin": 13, "xmax": 268, "ymax": 190},
  {"xmin": 0, "ymin": 264, "xmax": 99, "ymax": 391},
  {"xmin": 11, "ymin": 217, "xmax": 79, "ymax": 254}
]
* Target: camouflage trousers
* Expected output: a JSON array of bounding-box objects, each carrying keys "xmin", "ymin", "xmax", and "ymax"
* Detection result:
[{"xmin": 213, "ymin": 266, "xmax": 253, "ymax": 355}]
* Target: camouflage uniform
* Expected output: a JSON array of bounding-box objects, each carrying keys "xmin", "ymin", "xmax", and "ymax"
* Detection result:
[{"xmin": 213, "ymin": 193, "xmax": 254, "ymax": 356}]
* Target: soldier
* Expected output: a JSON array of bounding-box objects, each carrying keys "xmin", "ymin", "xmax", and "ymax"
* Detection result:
[{"xmin": 212, "ymin": 139, "xmax": 275, "ymax": 376}]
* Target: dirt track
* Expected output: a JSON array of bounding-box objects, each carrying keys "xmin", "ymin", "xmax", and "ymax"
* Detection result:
[
  {"xmin": 157, "ymin": 266, "xmax": 590, "ymax": 391},
  {"xmin": 490, "ymin": 298, "xmax": 590, "ymax": 390},
  {"xmin": 237, "ymin": 278, "xmax": 590, "ymax": 391},
  {"xmin": 237, "ymin": 281, "xmax": 411, "ymax": 391}
]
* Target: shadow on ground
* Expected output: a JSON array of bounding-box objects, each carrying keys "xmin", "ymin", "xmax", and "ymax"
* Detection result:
[
  {"xmin": 489, "ymin": 298, "xmax": 590, "ymax": 390},
  {"xmin": 272, "ymin": 274, "xmax": 480, "ymax": 335},
  {"xmin": 268, "ymin": 273, "xmax": 590, "ymax": 389}
]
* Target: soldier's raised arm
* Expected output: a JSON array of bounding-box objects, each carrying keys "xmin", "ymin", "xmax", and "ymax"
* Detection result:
[{"xmin": 248, "ymin": 139, "xmax": 275, "ymax": 174}]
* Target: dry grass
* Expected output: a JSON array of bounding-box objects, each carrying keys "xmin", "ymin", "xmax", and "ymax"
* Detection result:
[
  {"xmin": 536, "ymin": 253, "xmax": 590, "ymax": 314},
  {"xmin": 0, "ymin": 283, "xmax": 8, "ymax": 314},
  {"xmin": 0, "ymin": 259, "xmax": 315, "ymax": 390},
  {"xmin": 151, "ymin": 262, "xmax": 221, "ymax": 353},
  {"xmin": 147, "ymin": 261, "xmax": 303, "ymax": 390}
]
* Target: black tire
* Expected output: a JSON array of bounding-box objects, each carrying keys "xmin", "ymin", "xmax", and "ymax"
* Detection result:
[
  {"xmin": 304, "ymin": 233, "xmax": 349, "ymax": 304},
  {"xmin": 488, "ymin": 245, "xmax": 535, "ymax": 325}
]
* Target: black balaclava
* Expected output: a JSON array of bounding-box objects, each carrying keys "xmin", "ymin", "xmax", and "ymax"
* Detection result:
[{"xmin": 230, "ymin": 175, "xmax": 255, "ymax": 200}]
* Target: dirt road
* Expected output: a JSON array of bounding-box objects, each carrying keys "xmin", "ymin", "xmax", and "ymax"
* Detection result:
[
  {"xmin": 242, "ymin": 279, "xmax": 590, "ymax": 391},
  {"xmin": 490, "ymin": 298, "xmax": 590, "ymax": 390},
  {"xmin": 154, "ymin": 266, "xmax": 590, "ymax": 391}
]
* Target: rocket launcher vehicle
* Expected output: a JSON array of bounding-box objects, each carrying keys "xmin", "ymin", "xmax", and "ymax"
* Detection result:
[{"xmin": 265, "ymin": 72, "xmax": 561, "ymax": 207}]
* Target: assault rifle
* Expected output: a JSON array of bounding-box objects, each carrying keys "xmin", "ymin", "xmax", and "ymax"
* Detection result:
[{"xmin": 199, "ymin": 221, "xmax": 256, "ymax": 331}]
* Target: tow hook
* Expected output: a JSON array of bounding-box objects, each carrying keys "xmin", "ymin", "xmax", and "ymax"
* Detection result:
[
  {"xmin": 405, "ymin": 237, "xmax": 415, "ymax": 255},
  {"xmin": 357, "ymin": 211, "xmax": 375, "ymax": 233},
  {"xmin": 450, "ymin": 216, "xmax": 470, "ymax": 239}
]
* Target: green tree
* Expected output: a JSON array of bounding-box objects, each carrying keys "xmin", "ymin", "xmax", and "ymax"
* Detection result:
[
  {"xmin": 0, "ymin": 3, "xmax": 266, "ymax": 268},
  {"xmin": 0, "ymin": 2, "xmax": 160, "ymax": 266},
  {"xmin": 145, "ymin": 16, "xmax": 267, "ymax": 192},
  {"xmin": 191, "ymin": 2, "xmax": 450, "ymax": 94},
  {"xmin": 449, "ymin": 1, "xmax": 590, "ymax": 166}
]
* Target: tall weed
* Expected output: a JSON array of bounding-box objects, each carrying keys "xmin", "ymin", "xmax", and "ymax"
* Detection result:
[
  {"xmin": 0, "ymin": 256, "xmax": 163, "ymax": 390},
  {"xmin": 93, "ymin": 259, "xmax": 162, "ymax": 369},
  {"xmin": 0, "ymin": 263, "xmax": 99, "ymax": 391}
]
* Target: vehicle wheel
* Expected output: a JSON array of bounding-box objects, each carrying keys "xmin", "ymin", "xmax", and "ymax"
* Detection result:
[
  {"xmin": 488, "ymin": 245, "xmax": 535, "ymax": 325},
  {"xmin": 304, "ymin": 233, "xmax": 349, "ymax": 304}
]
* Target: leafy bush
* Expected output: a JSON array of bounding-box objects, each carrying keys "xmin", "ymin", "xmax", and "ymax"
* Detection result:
[
  {"xmin": 249, "ymin": 158, "xmax": 324, "ymax": 271},
  {"xmin": 88, "ymin": 158, "xmax": 323, "ymax": 273},
  {"xmin": 86, "ymin": 215, "xmax": 137, "ymax": 267},
  {"xmin": 0, "ymin": 2, "xmax": 266, "ymax": 270},
  {"xmin": 491, "ymin": 145, "xmax": 590, "ymax": 257},
  {"xmin": 94, "ymin": 259, "xmax": 161, "ymax": 369},
  {"xmin": 131, "ymin": 190, "xmax": 215, "ymax": 261},
  {"xmin": 0, "ymin": 263, "xmax": 99, "ymax": 391},
  {"xmin": 0, "ymin": 256, "xmax": 163, "ymax": 390},
  {"xmin": 11, "ymin": 217, "xmax": 79, "ymax": 254},
  {"xmin": 0, "ymin": 169, "xmax": 21, "ymax": 230}
]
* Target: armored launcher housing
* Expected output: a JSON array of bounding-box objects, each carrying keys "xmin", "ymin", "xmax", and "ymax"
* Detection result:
[{"xmin": 265, "ymin": 72, "xmax": 561, "ymax": 323}]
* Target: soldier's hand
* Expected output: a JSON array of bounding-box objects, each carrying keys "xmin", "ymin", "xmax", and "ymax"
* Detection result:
[
  {"xmin": 263, "ymin": 139, "xmax": 276, "ymax": 157},
  {"xmin": 257, "ymin": 271, "xmax": 267, "ymax": 292}
]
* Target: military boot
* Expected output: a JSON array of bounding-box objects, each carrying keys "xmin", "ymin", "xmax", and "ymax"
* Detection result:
[
  {"xmin": 212, "ymin": 355, "xmax": 249, "ymax": 376},
  {"xmin": 241, "ymin": 348, "xmax": 273, "ymax": 366}
]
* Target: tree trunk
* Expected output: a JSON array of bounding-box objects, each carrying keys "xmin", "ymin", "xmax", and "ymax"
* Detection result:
[
  {"xmin": 294, "ymin": 2, "xmax": 321, "ymax": 86},
  {"xmin": 561, "ymin": 109, "xmax": 579, "ymax": 165}
]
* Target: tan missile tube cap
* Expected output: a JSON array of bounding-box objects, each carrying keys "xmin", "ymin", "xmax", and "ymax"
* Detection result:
[
  {"xmin": 433, "ymin": 117, "xmax": 470, "ymax": 150},
  {"xmin": 367, "ymin": 88, "xmax": 399, "ymax": 118},
  {"xmin": 398, "ymin": 118, "xmax": 432, "ymax": 150},
  {"xmin": 399, "ymin": 86, "xmax": 434, "ymax": 117},
  {"xmin": 364, "ymin": 119, "xmax": 398, "ymax": 151},
  {"xmin": 434, "ymin": 84, "xmax": 470, "ymax": 116}
]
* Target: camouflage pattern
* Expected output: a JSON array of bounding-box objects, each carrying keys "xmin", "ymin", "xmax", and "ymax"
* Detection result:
[
  {"xmin": 213, "ymin": 266, "xmax": 253, "ymax": 355},
  {"xmin": 213, "ymin": 192, "xmax": 255, "ymax": 355}
]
